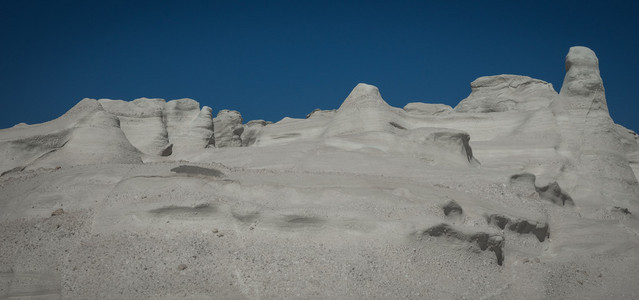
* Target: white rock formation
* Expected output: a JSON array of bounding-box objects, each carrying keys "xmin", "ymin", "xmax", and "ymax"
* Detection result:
[
  {"xmin": 1, "ymin": 46, "xmax": 638, "ymax": 299},
  {"xmin": 98, "ymin": 97, "xmax": 214, "ymax": 157},
  {"xmin": 323, "ymin": 83, "xmax": 407, "ymax": 137},
  {"xmin": 213, "ymin": 110, "xmax": 243, "ymax": 147},
  {"xmin": 403, "ymin": 102, "xmax": 453, "ymax": 115},
  {"xmin": 164, "ymin": 98, "xmax": 215, "ymax": 155},
  {"xmin": 306, "ymin": 108, "xmax": 337, "ymax": 119},
  {"xmin": 240, "ymin": 120, "xmax": 270, "ymax": 147},
  {"xmin": 0, "ymin": 99, "xmax": 142, "ymax": 175},
  {"xmin": 98, "ymin": 98, "xmax": 170, "ymax": 156},
  {"xmin": 550, "ymin": 46, "xmax": 639, "ymax": 208},
  {"xmin": 455, "ymin": 75, "xmax": 558, "ymax": 112}
]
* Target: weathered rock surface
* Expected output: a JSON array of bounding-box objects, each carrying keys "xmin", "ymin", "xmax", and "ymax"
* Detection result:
[
  {"xmin": 404, "ymin": 102, "xmax": 453, "ymax": 115},
  {"xmin": 99, "ymin": 97, "xmax": 214, "ymax": 156},
  {"xmin": 213, "ymin": 110, "xmax": 244, "ymax": 148},
  {"xmin": 0, "ymin": 99, "xmax": 142, "ymax": 174},
  {"xmin": 551, "ymin": 46, "xmax": 639, "ymax": 208},
  {"xmin": 455, "ymin": 75, "xmax": 558, "ymax": 113},
  {"xmin": 1, "ymin": 46, "xmax": 639, "ymax": 299},
  {"xmin": 163, "ymin": 98, "xmax": 215, "ymax": 154},
  {"xmin": 240, "ymin": 120, "xmax": 270, "ymax": 147},
  {"xmin": 323, "ymin": 83, "xmax": 407, "ymax": 137},
  {"xmin": 98, "ymin": 98, "xmax": 170, "ymax": 156}
]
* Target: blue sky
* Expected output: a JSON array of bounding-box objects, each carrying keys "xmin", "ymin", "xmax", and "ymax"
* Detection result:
[{"xmin": 1, "ymin": 0, "xmax": 638, "ymax": 132}]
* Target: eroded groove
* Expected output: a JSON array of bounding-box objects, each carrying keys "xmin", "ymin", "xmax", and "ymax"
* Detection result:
[
  {"xmin": 148, "ymin": 203, "xmax": 216, "ymax": 217},
  {"xmin": 170, "ymin": 165, "xmax": 224, "ymax": 177}
]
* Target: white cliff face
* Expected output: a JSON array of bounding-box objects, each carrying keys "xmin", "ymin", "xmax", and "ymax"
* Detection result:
[
  {"xmin": 98, "ymin": 98, "xmax": 171, "ymax": 156},
  {"xmin": 1, "ymin": 47, "xmax": 639, "ymax": 299},
  {"xmin": 164, "ymin": 98, "xmax": 215, "ymax": 155},
  {"xmin": 98, "ymin": 97, "xmax": 214, "ymax": 157}
]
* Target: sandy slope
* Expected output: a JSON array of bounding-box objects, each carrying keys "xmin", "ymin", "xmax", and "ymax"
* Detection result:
[{"xmin": 1, "ymin": 46, "xmax": 638, "ymax": 299}]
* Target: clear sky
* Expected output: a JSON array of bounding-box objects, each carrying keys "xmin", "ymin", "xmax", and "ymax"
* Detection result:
[{"xmin": 1, "ymin": 0, "xmax": 638, "ymax": 132}]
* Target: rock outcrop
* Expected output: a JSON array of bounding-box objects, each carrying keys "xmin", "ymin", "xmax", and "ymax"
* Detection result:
[
  {"xmin": 550, "ymin": 46, "xmax": 639, "ymax": 206},
  {"xmin": 403, "ymin": 102, "xmax": 453, "ymax": 115},
  {"xmin": 99, "ymin": 98, "xmax": 215, "ymax": 156},
  {"xmin": 455, "ymin": 75, "xmax": 558, "ymax": 113},
  {"xmin": 163, "ymin": 98, "xmax": 215, "ymax": 154},
  {"xmin": 241, "ymin": 120, "xmax": 270, "ymax": 147},
  {"xmin": 98, "ymin": 98, "xmax": 170, "ymax": 156},
  {"xmin": 213, "ymin": 110, "xmax": 244, "ymax": 148},
  {"xmin": 322, "ymin": 83, "xmax": 407, "ymax": 137},
  {"xmin": 0, "ymin": 99, "xmax": 142, "ymax": 174}
]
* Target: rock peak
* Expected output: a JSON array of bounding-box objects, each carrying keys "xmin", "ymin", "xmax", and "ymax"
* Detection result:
[
  {"xmin": 336, "ymin": 83, "xmax": 388, "ymax": 111},
  {"xmin": 349, "ymin": 83, "xmax": 380, "ymax": 98},
  {"xmin": 559, "ymin": 46, "xmax": 607, "ymax": 112},
  {"xmin": 565, "ymin": 46, "xmax": 599, "ymax": 72}
]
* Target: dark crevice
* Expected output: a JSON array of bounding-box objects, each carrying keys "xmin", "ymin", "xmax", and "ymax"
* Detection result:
[
  {"xmin": 442, "ymin": 200, "xmax": 463, "ymax": 216},
  {"xmin": 486, "ymin": 214, "xmax": 549, "ymax": 242},
  {"xmin": 170, "ymin": 165, "xmax": 224, "ymax": 177},
  {"xmin": 415, "ymin": 223, "xmax": 504, "ymax": 265},
  {"xmin": 536, "ymin": 182, "xmax": 574, "ymax": 206}
]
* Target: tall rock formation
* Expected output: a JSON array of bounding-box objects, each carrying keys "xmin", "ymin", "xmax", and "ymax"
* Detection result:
[{"xmin": 550, "ymin": 46, "xmax": 639, "ymax": 206}]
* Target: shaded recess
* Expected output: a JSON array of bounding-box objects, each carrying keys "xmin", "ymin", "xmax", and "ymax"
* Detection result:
[
  {"xmin": 279, "ymin": 215, "xmax": 327, "ymax": 228},
  {"xmin": 414, "ymin": 223, "xmax": 504, "ymax": 265},
  {"xmin": 486, "ymin": 214, "xmax": 549, "ymax": 242},
  {"xmin": 148, "ymin": 203, "xmax": 216, "ymax": 216},
  {"xmin": 509, "ymin": 173, "xmax": 574, "ymax": 206},
  {"xmin": 170, "ymin": 165, "xmax": 224, "ymax": 177},
  {"xmin": 442, "ymin": 200, "xmax": 463, "ymax": 216}
]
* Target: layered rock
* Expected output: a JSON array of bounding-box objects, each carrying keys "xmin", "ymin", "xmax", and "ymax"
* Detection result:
[
  {"xmin": 455, "ymin": 75, "xmax": 558, "ymax": 113},
  {"xmin": 164, "ymin": 98, "xmax": 215, "ymax": 154},
  {"xmin": 98, "ymin": 98, "xmax": 170, "ymax": 156},
  {"xmin": 99, "ymin": 98, "xmax": 215, "ymax": 156},
  {"xmin": 403, "ymin": 102, "xmax": 453, "ymax": 115}
]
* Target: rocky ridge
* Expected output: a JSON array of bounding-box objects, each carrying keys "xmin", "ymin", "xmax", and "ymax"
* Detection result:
[{"xmin": 1, "ymin": 46, "xmax": 638, "ymax": 299}]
